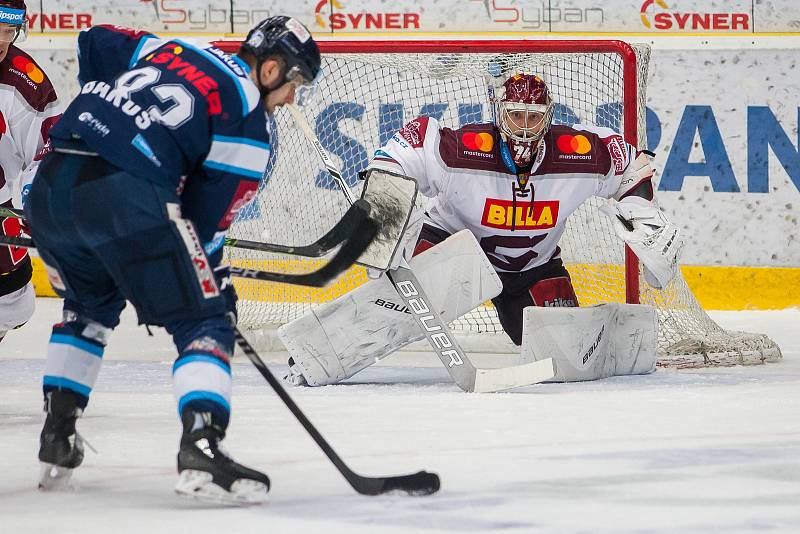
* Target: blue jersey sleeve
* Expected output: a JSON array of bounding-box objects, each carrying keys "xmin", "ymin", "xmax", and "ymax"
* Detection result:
[
  {"xmin": 77, "ymin": 25, "xmax": 163, "ymax": 86},
  {"xmin": 180, "ymin": 109, "xmax": 273, "ymax": 265}
]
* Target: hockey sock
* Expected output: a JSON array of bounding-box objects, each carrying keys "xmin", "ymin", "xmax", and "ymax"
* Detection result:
[
  {"xmin": 172, "ymin": 335, "xmax": 233, "ymax": 429},
  {"xmin": 42, "ymin": 320, "xmax": 109, "ymax": 409}
]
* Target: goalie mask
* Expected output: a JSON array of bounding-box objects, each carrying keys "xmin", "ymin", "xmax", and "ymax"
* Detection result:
[{"xmin": 494, "ymin": 73, "xmax": 554, "ymax": 167}]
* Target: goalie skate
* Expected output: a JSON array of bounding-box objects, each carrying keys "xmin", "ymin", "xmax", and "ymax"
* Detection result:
[{"xmin": 38, "ymin": 463, "xmax": 78, "ymax": 491}]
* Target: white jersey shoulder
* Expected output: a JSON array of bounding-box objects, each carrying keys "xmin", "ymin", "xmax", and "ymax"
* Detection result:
[
  {"xmin": 367, "ymin": 119, "xmax": 640, "ymax": 273},
  {"xmin": 0, "ymin": 45, "xmax": 60, "ymax": 206}
]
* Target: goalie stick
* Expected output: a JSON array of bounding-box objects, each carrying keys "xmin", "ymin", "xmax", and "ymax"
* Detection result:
[
  {"xmin": 234, "ymin": 327, "xmax": 440, "ymax": 496},
  {"xmin": 2, "ymin": 203, "xmax": 369, "ymax": 259},
  {"xmin": 0, "ymin": 214, "xmax": 377, "ymax": 288},
  {"xmin": 287, "ymin": 103, "xmax": 555, "ymax": 392}
]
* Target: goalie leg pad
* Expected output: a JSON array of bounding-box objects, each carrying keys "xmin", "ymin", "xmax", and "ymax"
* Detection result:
[
  {"xmin": 520, "ymin": 303, "xmax": 657, "ymax": 382},
  {"xmin": 278, "ymin": 229, "xmax": 502, "ymax": 386}
]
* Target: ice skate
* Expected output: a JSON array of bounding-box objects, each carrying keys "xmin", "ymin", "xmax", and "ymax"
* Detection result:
[
  {"xmin": 38, "ymin": 390, "xmax": 85, "ymax": 491},
  {"xmin": 175, "ymin": 411, "xmax": 270, "ymax": 505},
  {"xmin": 282, "ymin": 357, "xmax": 309, "ymax": 387}
]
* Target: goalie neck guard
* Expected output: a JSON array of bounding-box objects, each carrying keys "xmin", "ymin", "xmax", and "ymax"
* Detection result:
[{"xmin": 494, "ymin": 73, "xmax": 554, "ymax": 168}]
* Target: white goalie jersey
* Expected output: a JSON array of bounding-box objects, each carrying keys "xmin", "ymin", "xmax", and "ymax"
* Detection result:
[
  {"xmin": 0, "ymin": 45, "xmax": 60, "ymax": 208},
  {"xmin": 367, "ymin": 117, "xmax": 642, "ymax": 273}
]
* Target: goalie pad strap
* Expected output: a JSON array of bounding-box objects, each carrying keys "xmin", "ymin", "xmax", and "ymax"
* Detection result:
[{"xmin": 520, "ymin": 303, "xmax": 657, "ymax": 382}]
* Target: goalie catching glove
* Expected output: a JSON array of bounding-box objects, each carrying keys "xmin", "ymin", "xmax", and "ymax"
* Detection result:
[{"xmin": 600, "ymin": 195, "xmax": 683, "ymax": 289}]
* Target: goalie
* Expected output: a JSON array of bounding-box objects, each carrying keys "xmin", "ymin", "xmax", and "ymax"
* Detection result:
[{"xmin": 281, "ymin": 72, "xmax": 682, "ymax": 386}]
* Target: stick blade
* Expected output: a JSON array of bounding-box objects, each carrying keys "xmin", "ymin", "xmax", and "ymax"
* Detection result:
[
  {"xmin": 472, "ymin": 358, "xmax": 555, "ymax": 393},
  {"xmin": 354, "ymin": 470, "xmax": 440, "ymax": 496}
]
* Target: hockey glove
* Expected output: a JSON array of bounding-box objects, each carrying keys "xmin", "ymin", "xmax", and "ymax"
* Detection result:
[
  {"xmin": 214, "ymin": 265, "xmax": 238, "ymax": 325},
  {"xmin": 599, "ymin": 196, "xmax": 683, "ymax": 289}
]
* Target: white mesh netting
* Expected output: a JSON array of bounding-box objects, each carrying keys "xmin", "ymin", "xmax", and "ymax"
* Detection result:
[{"xmin": 223, "ymin": 40, "xmax": 781, "ymax": 368}]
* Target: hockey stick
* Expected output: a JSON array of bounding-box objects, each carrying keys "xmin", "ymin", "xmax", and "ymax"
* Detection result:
[
  {"xmin": 0, "ymin": 215, "xmax": 378, "ymax": 288},
  {"xmin": 2, "ymin": 203, "xmax": 368, "ymax": 259},
  {"xmin": 287, "ymin": 103, "xmax": 555, "ymax": 392},
  {"xmin": 234, "ymin": 327, "xmax": 440, "ymax": 496},
  {"xmin": 226, "ymin": 199, "xmax": 370, "ymax": 257}
]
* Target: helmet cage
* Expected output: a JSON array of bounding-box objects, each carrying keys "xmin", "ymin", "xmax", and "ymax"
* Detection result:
[
  {"xmin": 286, "ymin": 63, "xmax": 323, "ymax": 107},
  {"xmin": 496, "ymin": 98, "xmax": 554, "ymax": 145}
]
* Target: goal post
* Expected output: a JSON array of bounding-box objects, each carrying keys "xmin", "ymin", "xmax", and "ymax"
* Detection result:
[{"xmin": 214, "ymin": 38, "xmax": 781, "ymax": 368}]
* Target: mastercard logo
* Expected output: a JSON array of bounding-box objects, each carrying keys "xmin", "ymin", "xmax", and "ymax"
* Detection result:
[
  {"xmin": 556, "ymin": 134, "xmax": 592, "ymax": 155},
  {"xmin": 462, "ymin": 132, "xmax": 494, "ymax": 152},
  {"xmin": 12, "ymin": 56, "xmax": 44, "ymax": 84}
]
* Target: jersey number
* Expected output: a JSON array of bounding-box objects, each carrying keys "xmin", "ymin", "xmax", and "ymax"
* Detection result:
[{"xmin": 114, "ymin": 67, "xmax": 195, "ymax": 129}]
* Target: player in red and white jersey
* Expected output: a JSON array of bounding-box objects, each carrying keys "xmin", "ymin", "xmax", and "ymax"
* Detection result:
[
  {"xmin": 367, "ymin": 72, "xmax": 679, "ymax": 345},
  {"xmin": 0, "ymin": 0, "xmax": 60, "ymax": 343}
]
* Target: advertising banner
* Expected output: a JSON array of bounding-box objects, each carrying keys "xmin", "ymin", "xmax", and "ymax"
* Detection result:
[
  {"xmin": 646, "ymin": 48, "xmax": 798, "ymax": 267},
  {"xmin": 34, "ymin": 1, "xmax": 315, "ymax": 35},
  {"xmin": 24, "ymin": 1, "xmax": 800, "ymax": 36}
]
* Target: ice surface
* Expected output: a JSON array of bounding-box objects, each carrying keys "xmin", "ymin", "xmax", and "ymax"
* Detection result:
[{"xmin": 1, "ymin": 300, "xmax": 798, "ymax": 533}]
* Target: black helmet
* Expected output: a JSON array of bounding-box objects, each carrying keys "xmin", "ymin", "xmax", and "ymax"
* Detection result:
[{"xmin": 241, "ymin": 16, "xmax": 321, "ymax": 85}]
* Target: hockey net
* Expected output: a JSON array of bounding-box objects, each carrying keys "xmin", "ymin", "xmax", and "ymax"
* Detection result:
[{"xmin": 218, "ymin": 39, "xmax": 781, "ymax": 368}]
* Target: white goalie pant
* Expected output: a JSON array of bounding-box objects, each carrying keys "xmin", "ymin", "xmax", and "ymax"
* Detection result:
[
  {"xmin": 0, "ymin": 281, "xmax": 35, "ymax": 334},
  {"xmin": 520, "ymin": 303, "xmax": 658, "ymax": 382},
  {"xmin": 278, "ymin": 229, "xmax": 502, "ymax": 386}
]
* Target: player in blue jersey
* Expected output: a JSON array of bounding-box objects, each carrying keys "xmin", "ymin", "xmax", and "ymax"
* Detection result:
[{"xmin": 24, "ymin": 17, "xmax": 320, "ymax": 504}]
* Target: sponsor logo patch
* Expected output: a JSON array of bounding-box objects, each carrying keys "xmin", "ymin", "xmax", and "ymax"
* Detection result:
[
  {"xmin": 605, "ymin": 135, "xmax": 627, "ymax": 175},
  {"xmin": 556, "ymin": 134, "xmax": 593, "ymax": 160},
  {"xmin": 146, "ymin": 44, "xmax": 222, "ymax": 115},
  {"xmin": 481, "ymin": 198, "xmax": 559, "ymax": 230},
  {"xmin": 0, "ymin": 6, "xmax": 24, "ymax": 25},
  {"xmin": 460, "ymin": 131, "xmax": 496, "ymax": 160},
  {"xmin": 398, "ymin": 118, "xmax": 426, "ymax": 148},
  {"xmin": 78, "ymin": 112, "xmax": 111, "ymax": 138},
  {"xmin": 461, "ymin": 131, "xmax": 494, "ymax": 153},
  {"xmin": 11, "ymin": 56, "xmax": 44, "ymax": 85},
  {"xmin": 286, "ymin": 17, "xmax": 311, "ymax": 42},
  {"xmin": 131, "ymin": 134, "xmax": 161, "ymax": 167},
  {"xmin": 221, "ymin": 181, "xmax": 259, "ymax": 228}
]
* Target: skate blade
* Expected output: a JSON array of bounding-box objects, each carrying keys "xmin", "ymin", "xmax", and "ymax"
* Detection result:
[
  {"xmin": 38, "ymin": 463, "xmax": 75, "ymax": 491},
  {"xmin": 175, "ymin": 470, "xmax": 268, "ymax": 506}
]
